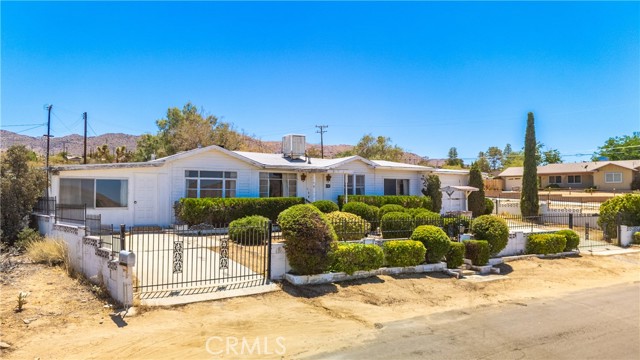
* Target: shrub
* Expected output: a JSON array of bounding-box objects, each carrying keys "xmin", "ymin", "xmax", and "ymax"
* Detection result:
[
  {"xmin": 379, "ymin": 204, "xmax": 406, "ymax": 218},
  {"xmin": 463, "ymin": 240, "xmax": 490, "ymax": 266},
  {"xmin": 26, "ymin": 238, "xmax": 69, "ymax": 268},
  {"xmin": 383, "ymin": 240, "xmax": 426, "ymax": 267},
  {"xmin": 598, "ymin": 194, "xmax": 640, "ymax": 239},
  {"xmin": 404, "ymin": 208, "xmax": 438, "ymax": 219},
  {"xmin": 410, "ymin": 225, "xmax": 450, "ymax": 264},
  {"xmin": 414, "ymin": 211, "xmax": 442, "ymax": 227},
  {"xmin": 326, "ymin": 212, "xmax": 370, "ymax": 241},
  {"xmin": 16, "ymin": 227, "xmax": 42, "ymax": 250},
  {"xmin": 278, "ymin": 204, "xmax": 337, "ymax": 275},
  {"xmin": 228, "ymin": 215, "xmax": 270, "ymax": 245},
  {"xmin": 441, "ymin": 216, "xmax": 471, "ymax": 238},
  {"xmin": 555, "ymin": 229, "xmax": 580, "ymax": 251},
  {"xmin": 176, "ymin": 197, "xmax": 305, "ymax": 225},
  {"xmin": 342, "ymin": 201, "xmax": 379, "ymax": 228},
  {"xmin": 380, "ymin": 212, "xmax": 414, "ymax": 239},
  {"xmin": 330, "ymin": 243, "xmax": 384, "ymax": 275},
  {"xmin": 470, "ymin": 215, "xmax": 509, "ymax": 256},
  {"xmin": 312, "ymin": 200, "xmax": 339, "ymax": 213},
  {"xmin": 633, "ymin": 232, "xmax": 640, "ymax": 244},
  {"xmin": 338, "ymin": 195, "xmax": 432, "ymax": 211},
  {"xmin": 484, "ymin": 198, "xmax": 495, "ymax": 215},
  {"xmin": 445, "ymin": 242, "xmax": 465, "ymax": 269},
  {"xmin": 526, "ymin": 233, "xmax": 567, "ymax": 255}
]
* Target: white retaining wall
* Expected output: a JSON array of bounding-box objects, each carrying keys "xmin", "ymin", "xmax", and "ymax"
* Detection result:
[
  {"xmin": 620, "ymin": 225, "xmax": 640, "ymax": 247},
  {"xmin": 34, "ymin": 214, "xmax": 134, "ymax": 306}
]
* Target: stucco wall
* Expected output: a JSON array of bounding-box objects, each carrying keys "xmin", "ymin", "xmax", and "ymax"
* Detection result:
[
  {"xmin": 539, "ymin": 173, "xmax": 594, "ymax": 189},
  {"xmin": 593, "ymin": 164, "xmax": 634, "ymax": 191}
]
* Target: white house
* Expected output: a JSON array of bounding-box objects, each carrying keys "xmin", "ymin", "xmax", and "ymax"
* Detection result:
[{"xmin": 49, "ymin": 135, "xmax": 472, "ymax": 227}]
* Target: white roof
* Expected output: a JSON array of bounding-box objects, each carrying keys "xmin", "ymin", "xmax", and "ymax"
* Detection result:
[{"xmin": 498, "ymin": 160, "xmax": 640, "ymax": 178}]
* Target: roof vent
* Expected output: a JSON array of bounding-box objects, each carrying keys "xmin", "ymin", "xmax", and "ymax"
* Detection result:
[{"xmin": 282, "ymin": 134, "xmax": 306, "ymax": 160}]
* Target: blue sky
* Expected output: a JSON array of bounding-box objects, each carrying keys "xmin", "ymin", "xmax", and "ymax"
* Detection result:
[{"xmin": 2, "ymin": 1, "xmax": 639, "ymax": 162}]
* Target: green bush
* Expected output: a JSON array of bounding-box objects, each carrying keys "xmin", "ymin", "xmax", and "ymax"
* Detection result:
[
  {"xmin": 330, "ymin": 243, "xmax": 384, "ymax": 275},
  {"xmin": 379, "ymin": 204, "xmax": 406, "ymax": 218},
  {"xmin": 484, "ymin": 198, "xmax": 495, "ymax": 215},
  {"xmin": 445, "ymin": 242, "xmax": 466, "ymax": 269},
  {"xmin": 470, "ymin": 215, "xmax": 509, "ymax": 256},
  {"xmin": 278, "ymin": 204, "xmax": 337, "ymax": 275},
  {"xmin": 555, "ymin": 229, "xmax": 580, "ymax": 251},
  {"xmin": 414, "ymin": 211, "xmax": 442, "ymax": 227},
  {"xmin": 383, "ymin": 240, "xmax": 426, "ymax": 267},
  {"xmin": 526, "ymin": 233, "xmax": 567, "ymax": 255},
  {"xmin": 228, "ymin": 215, "xmax": 269, "ymax": 245},
  {"xmin": 410, "ymin": 225, "xmax": 450, "ymax": 264},
  {"xmin": 312, "ymin": 200, "xmax": 339, "ymax": 213},
  {"xmin": 15, "ymin": 227, "xmax": 42, "ymax": 250},
  {"xmin": 326, "ymin": 212, "xmax": 370, "ymax": 241},
  {"xmin": 598, "ymin": 194, "xmax": 640, "ymax": 239},
  {"xmin": 404, "ymin": 208, "xmax": 438, "ymax": 219},
  {"xmin": 633, "ymin": 232, "xmax": 640, "ymax": 244},
  {"xmin": 338, "ymin": 195, "xmax": 432, "ymax": 211},
  {"xmin": 380, "ymin": 212, "xmax": 414, "ymax": 239},
  {"xmin": 463, "ymin": 240, "xmax": 490, "ymax": 266},
  {"xmin": 342, "ymin": 201, "xmax": 379, "ymax": 228},
  {"xmin": 441, "ymin": 216, "xmax": 471, "ymax": 238},
  {"xmin": 176, "ymin": 197, "xmax": 305, "ymax": 225}
]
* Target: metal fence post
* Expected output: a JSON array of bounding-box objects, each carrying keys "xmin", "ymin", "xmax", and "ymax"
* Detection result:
[
  {"xmin": 267, "ymin": 221, "xmax": 273, "ymax": 281},
  {"xmin": 120, "ymin": 224, "xmax": 126, "ymax": 252},
  {"xmin": 569, "ymin": 213, "xmax": 573, "ymax": 229}
]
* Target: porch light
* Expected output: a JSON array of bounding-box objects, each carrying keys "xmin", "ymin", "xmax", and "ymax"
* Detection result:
[
  {"xmin": 326, "ymin": 174, "xmax": 332, "ymax": 182},
  {"xmin": 301, "ymin": 174, "xmax": 307, "ymax": 182}
]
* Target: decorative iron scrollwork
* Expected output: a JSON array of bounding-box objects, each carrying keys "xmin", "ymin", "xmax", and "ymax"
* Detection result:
[
  {"xmin": 173, "ymin": 240, "xmax": 183, "ymax": 274},
  {"xmin": 219, "ymin": 237, "xmax": 229, "ymax": 270}
]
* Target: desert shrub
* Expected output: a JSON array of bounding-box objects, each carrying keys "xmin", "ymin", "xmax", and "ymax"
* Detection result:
[
  {"xmin": 526, "ymin": 233, "xmax": 567, "ymax": 255},
  {"xmin": 379, "ymin": 204, "xmax": 406, "ymax": 218},
  {"xmin": 278, "ymin": 204, "xmax": 337, "ymax": 275},
  {"xmin": 382, "ymin": 240, "xmax": 426, "ymax": 267},
  {"xmin": 26, "ymin": 238, "xmax": 69, "ymax": 268},
  {"xmin": 633, "ymin": 232, "xmax": 640, "ymax": 244},
  {"xmin": 380, "ymin": 212, "xmax": 414, "ymax": 239},
  {"xmin": 338, "ymin": 195, "xmax": 432, "ymax": 211},
  {"xmin": 312, "ymin": 200, "xmax": 339, "ymax": 213},
  {"xmin": 330, "ymin": 243, "xmax": 384, "ymax": 275},
  {"xmin": 228, "ymin": 215, "xmax": 269, "ymax": 245},
  {"xmin": 484, "ymin": 198, "xmax": 495, "ymax": 215},
  {"xmin": 463, "ymin": 240, "xmax": 490, "ymax": 266},
  {"xmin": 470, "ymin": 215, "xmax": 509, "ymax": 256},
  {"xmin": 445, "ymin": 242, "xmax": 466, "ymax": 269},
  {"xmin": 326, "ymin": 212, "xmax": 370, "ymax": 241},
  {"xmin": 414, "ymin": 211, "xmax": 442, "ymax": 227},
  {"xmin": 16, "ymin": 227, "xmax": 42, "ymax": 250},
  {"xmin": 598, "ymin": 194, "xmax": 640, "ymax": 238},
  {"xmin": 176, "ymin": 197, "xmax": 305, "ymax": 225},
  {"xmin": 410, "ymin": 225, "xmax": 450, "ymax": 264},
  {"xmin": 555, "ymin": 229, "xmax": 580, "ymax": 251},
  {"xmin": 342, "ymin": 201, "xmax": 379, "ymax": 228}
]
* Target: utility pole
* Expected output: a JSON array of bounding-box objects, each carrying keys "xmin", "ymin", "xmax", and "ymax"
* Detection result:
[
  {"xmin": 83, "ymin": 112, "xmax": 88, "ymax": 164},
  {"xmin": 44, "ymin": 104, "xmax": 53, "ymax": 200},
  {"xmin": 315, "ymin": 125, "xmax": 328, "ymax": 159}
]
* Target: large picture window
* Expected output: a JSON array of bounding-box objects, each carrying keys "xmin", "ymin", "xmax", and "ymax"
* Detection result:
[
  {"xmin": 384, "ymin": 179, "xmax": 410, "ymax": 195},
  {"xmin": 567, "ymin": 175, "xmax": 581, "ymax": 184},
  {"xmin": 605, "ymin": 172, "xmax": 622, "ymax": 183},
  {"xmin": 347, "ymin": 175, "xmax": 365, "ymax": 195},
  {"xmin": 60, "ymin": 178, "xmax": 128, "ymax": 208},
  {"xmin": 549, "ymin": 176, "xmax": 562, "ymax": 184},
  {"xmin": 260, "ymin": 173, "xmax": 297, "ymax": 197},
  {"xmin": 185, "ymin": 170, "xmax": 237, "ymax": 198}
]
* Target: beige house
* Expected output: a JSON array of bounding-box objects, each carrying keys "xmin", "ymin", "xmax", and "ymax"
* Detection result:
[{"xmin": 496, "ymin": 160, "xmax": 640, "ymax": 191}]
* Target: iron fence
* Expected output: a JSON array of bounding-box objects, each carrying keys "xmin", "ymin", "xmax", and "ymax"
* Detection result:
[
  {"xmin": 55, "ymin": 204, "xmax": 87, "ymax": 226},
  {"xmin": 33, "ymin": 196, "xmax": 56, "ymax": 215},
  {"xmin": 491, "ymin": 195, "xmax": 603, "ymax": 214}
]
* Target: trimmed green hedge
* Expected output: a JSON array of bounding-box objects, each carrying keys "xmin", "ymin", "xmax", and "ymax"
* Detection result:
[
  {"xmin": 379, "ymin": 204, "xmax": 406, "ymax": 218},
  {"xmin": 326, "ymin": 211, "xmax": 370, "ymax": 241},
  {"xmin": 414, "ymin": 211, "xmax": 443, "ymax": 227},
  {"xmin": 470, "ymin": 215, "xmax": 509, "ymax": 256},
  {"xmin": 330, "ymin": 243, "xmax": 384, "ymax": 275},
  {"xmin": 446, "ymin": 242, "xmax": 466, "ymax": 269},
  {"xmin": 634, "ymin": 232, "xmax": 640, "ymax": 244},
  {"xmin": 463, "ymin": 240, "xmax": 490, "ymax": 266},
  {"xmin": 380, "ymin": 212, "xmax": 414, "ymax": 239},
  {"xmin": 555, "ymin": 229, "xmax": 580, "ymax": 251},
  {"xmin": 342, "ymin": 201, "xmax": 379, "ymax": 228},
  {"xmin": 175, "ymin": 197, "xmax": 305, "ymax": 225},
  {"xmin": 338, "ymin": 195, "xmax": 433, "ymax": 211},
  {"xmin": 526, "ymin": 234, "xmax": 567, "ymax": 255},
  {"xmin": 278, "ymin": 204, "xmax": 337, "ymax": 275},
  {"xmin": 484, "ymin": 198, "xmax": 495, "ymax": 215},
  {"xmin": 410, "ymin": 225, "xmax": 450, "ymax": 264},
  {"xmin": 383, "ymin": 240, "xmax": 426, "ymax": 267},
  {"xmin": 228, "ymin": 215, "xmax": 270, "ymax": 245},
  {"xmin": 312, "ymin": 200, "xmax": 339, "ymax": 213},
  {"xmin": 598, "ymin": 194, "xmax": 640, "ymax": 239}
]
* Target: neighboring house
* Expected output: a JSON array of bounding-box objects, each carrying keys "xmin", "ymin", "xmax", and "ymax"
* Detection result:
[
  {"xmin": 496, "ymin": 160, "xmax": 640, "ymax": 191},
  {"xmin": 49, "ymin": 135, "xmax": 471, "ymax": 227}
]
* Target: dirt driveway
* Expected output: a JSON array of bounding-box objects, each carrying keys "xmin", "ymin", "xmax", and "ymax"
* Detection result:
[{"xmin": 1, "ymin": 252, "xmax": 639, "ymax": 359}]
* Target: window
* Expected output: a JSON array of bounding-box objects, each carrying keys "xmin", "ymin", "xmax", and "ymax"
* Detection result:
[
  {"xmin": 384, "ymin": 179, "xmax": 410, "ymax": 195},
  {"xmin": 347, "ymin": 175, "xmax": 365, "ymax": 195},
  {"xmin": 60, "ymin": 178, "xmax": 128, "ymax": 208},
  {"xmin": 567, "ymin": 175, "xmax": 582, "ymax": 184},
  {"xmin": 259, "ymin": 173, "xmax": 297, "ymax": 197},
  {"xmin": 185, "ymin": 170, "xmax": 237, "ymax": 198},
  {"xmin": 605, "ymin": 172, "xmax": 622, "ymax": 183},
  {"xmin": 549, "ymin": 176, "xmax": 562, "ymax": 184}
]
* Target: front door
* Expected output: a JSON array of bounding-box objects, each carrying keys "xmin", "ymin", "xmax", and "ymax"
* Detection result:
[{"xmin": 134, "ymin": 174, "xmax": 158, "ymax": 225}]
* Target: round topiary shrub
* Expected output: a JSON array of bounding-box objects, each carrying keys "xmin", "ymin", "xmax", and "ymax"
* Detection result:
[
  {"xmin": 484, "ymin": 198, "xmax": 495, "ymax": 215},
  {"xmin": 598, "ymin": 194, "xmax": 640, "ymax": 239},
  {"xmin": 312, "ymin": 200, "xmax": 339, "ymax": 213},
  {"xmin": 330, "ymin": 243, "xmax": 384, "ymax": 275},
  {"xmin": 526, "ymin": 233, "xmax": 567, "ymax": 255},
  {"xmin": 382, "ymin": 240, "xmax": 426, "ymax": 267},
  {"xmin": 445, "ymin": 241, "xmax": 465, "ymax": 269},
  {"xmin": 379, "ymin": 204, "xmax": 406, "ymax": 218},
  {"xmin": 463, "ymin": 240, "xmax": 490, "ymax": 266},
  {"xmin": 326, "ymin": 211, "xmax": 370, "ymax": 241},
  {"xmin": 414, "ymin": 211, "xmax": 442, "ymax": 227},
  {"xmin": 380, "ymin": 212, "xmax": 414, "ymax": 239},
  {"xmin": 228, "ymin": 215, "xmax": 270, "ymax": 245},
  {"xmin": 410, "ymin": 225, "xmax": 451, "ymax": 263},
  {"xmin": 342, "ymin": 201, "xmax": 379, "ymax": 229},
  {"xmin": 277, "ymin": 204, "xmax": 337, "ymax": 275},
  {"xmin": 555, "ymin": 229, "xmax": 580, "ymax": 251},
  {"xmin": 470, "ymin": 215, "xmax": 509, "ymax": 256}
]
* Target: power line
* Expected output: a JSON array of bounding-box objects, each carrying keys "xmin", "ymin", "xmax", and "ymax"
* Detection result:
[
  {"xmin": 1, "ymin": 123, "xmax": 46, "ymax": 128},
  {"xmin": 315, "ymin": 125, "xmax": 328, "ymax": 159}
]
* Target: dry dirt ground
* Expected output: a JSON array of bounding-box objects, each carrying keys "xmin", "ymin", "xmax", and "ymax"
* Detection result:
[{"xmin": 1, "ymin": 252, "xmax": 639, "ymax": 359}]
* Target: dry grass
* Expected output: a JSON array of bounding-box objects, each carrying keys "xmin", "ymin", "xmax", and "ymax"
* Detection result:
[
  {"xmin": 25, "ymin": 238, "xmax": 70, "ymax": 272},
  {"xmin": 210, "ymin": 242, "xmax": 269, "ymax": 274}
]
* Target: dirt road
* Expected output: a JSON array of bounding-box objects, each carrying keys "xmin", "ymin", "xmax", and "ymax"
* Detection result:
[{"xmin": 2, "ymin": 253, "xmax": 639, "ymax": 359}]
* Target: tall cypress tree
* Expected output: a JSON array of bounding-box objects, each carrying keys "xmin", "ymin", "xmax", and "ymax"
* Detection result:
[
  {"xmin": 521, "ymin": 112, "xmax": 539, "ymax": 216},
  {"xmin": 422, "ymin": 174, "xmax": 443, "ymax": 213},
  {"xmin": 468, "ymin": 162, "xmax": 486, "ymax": 217}
]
